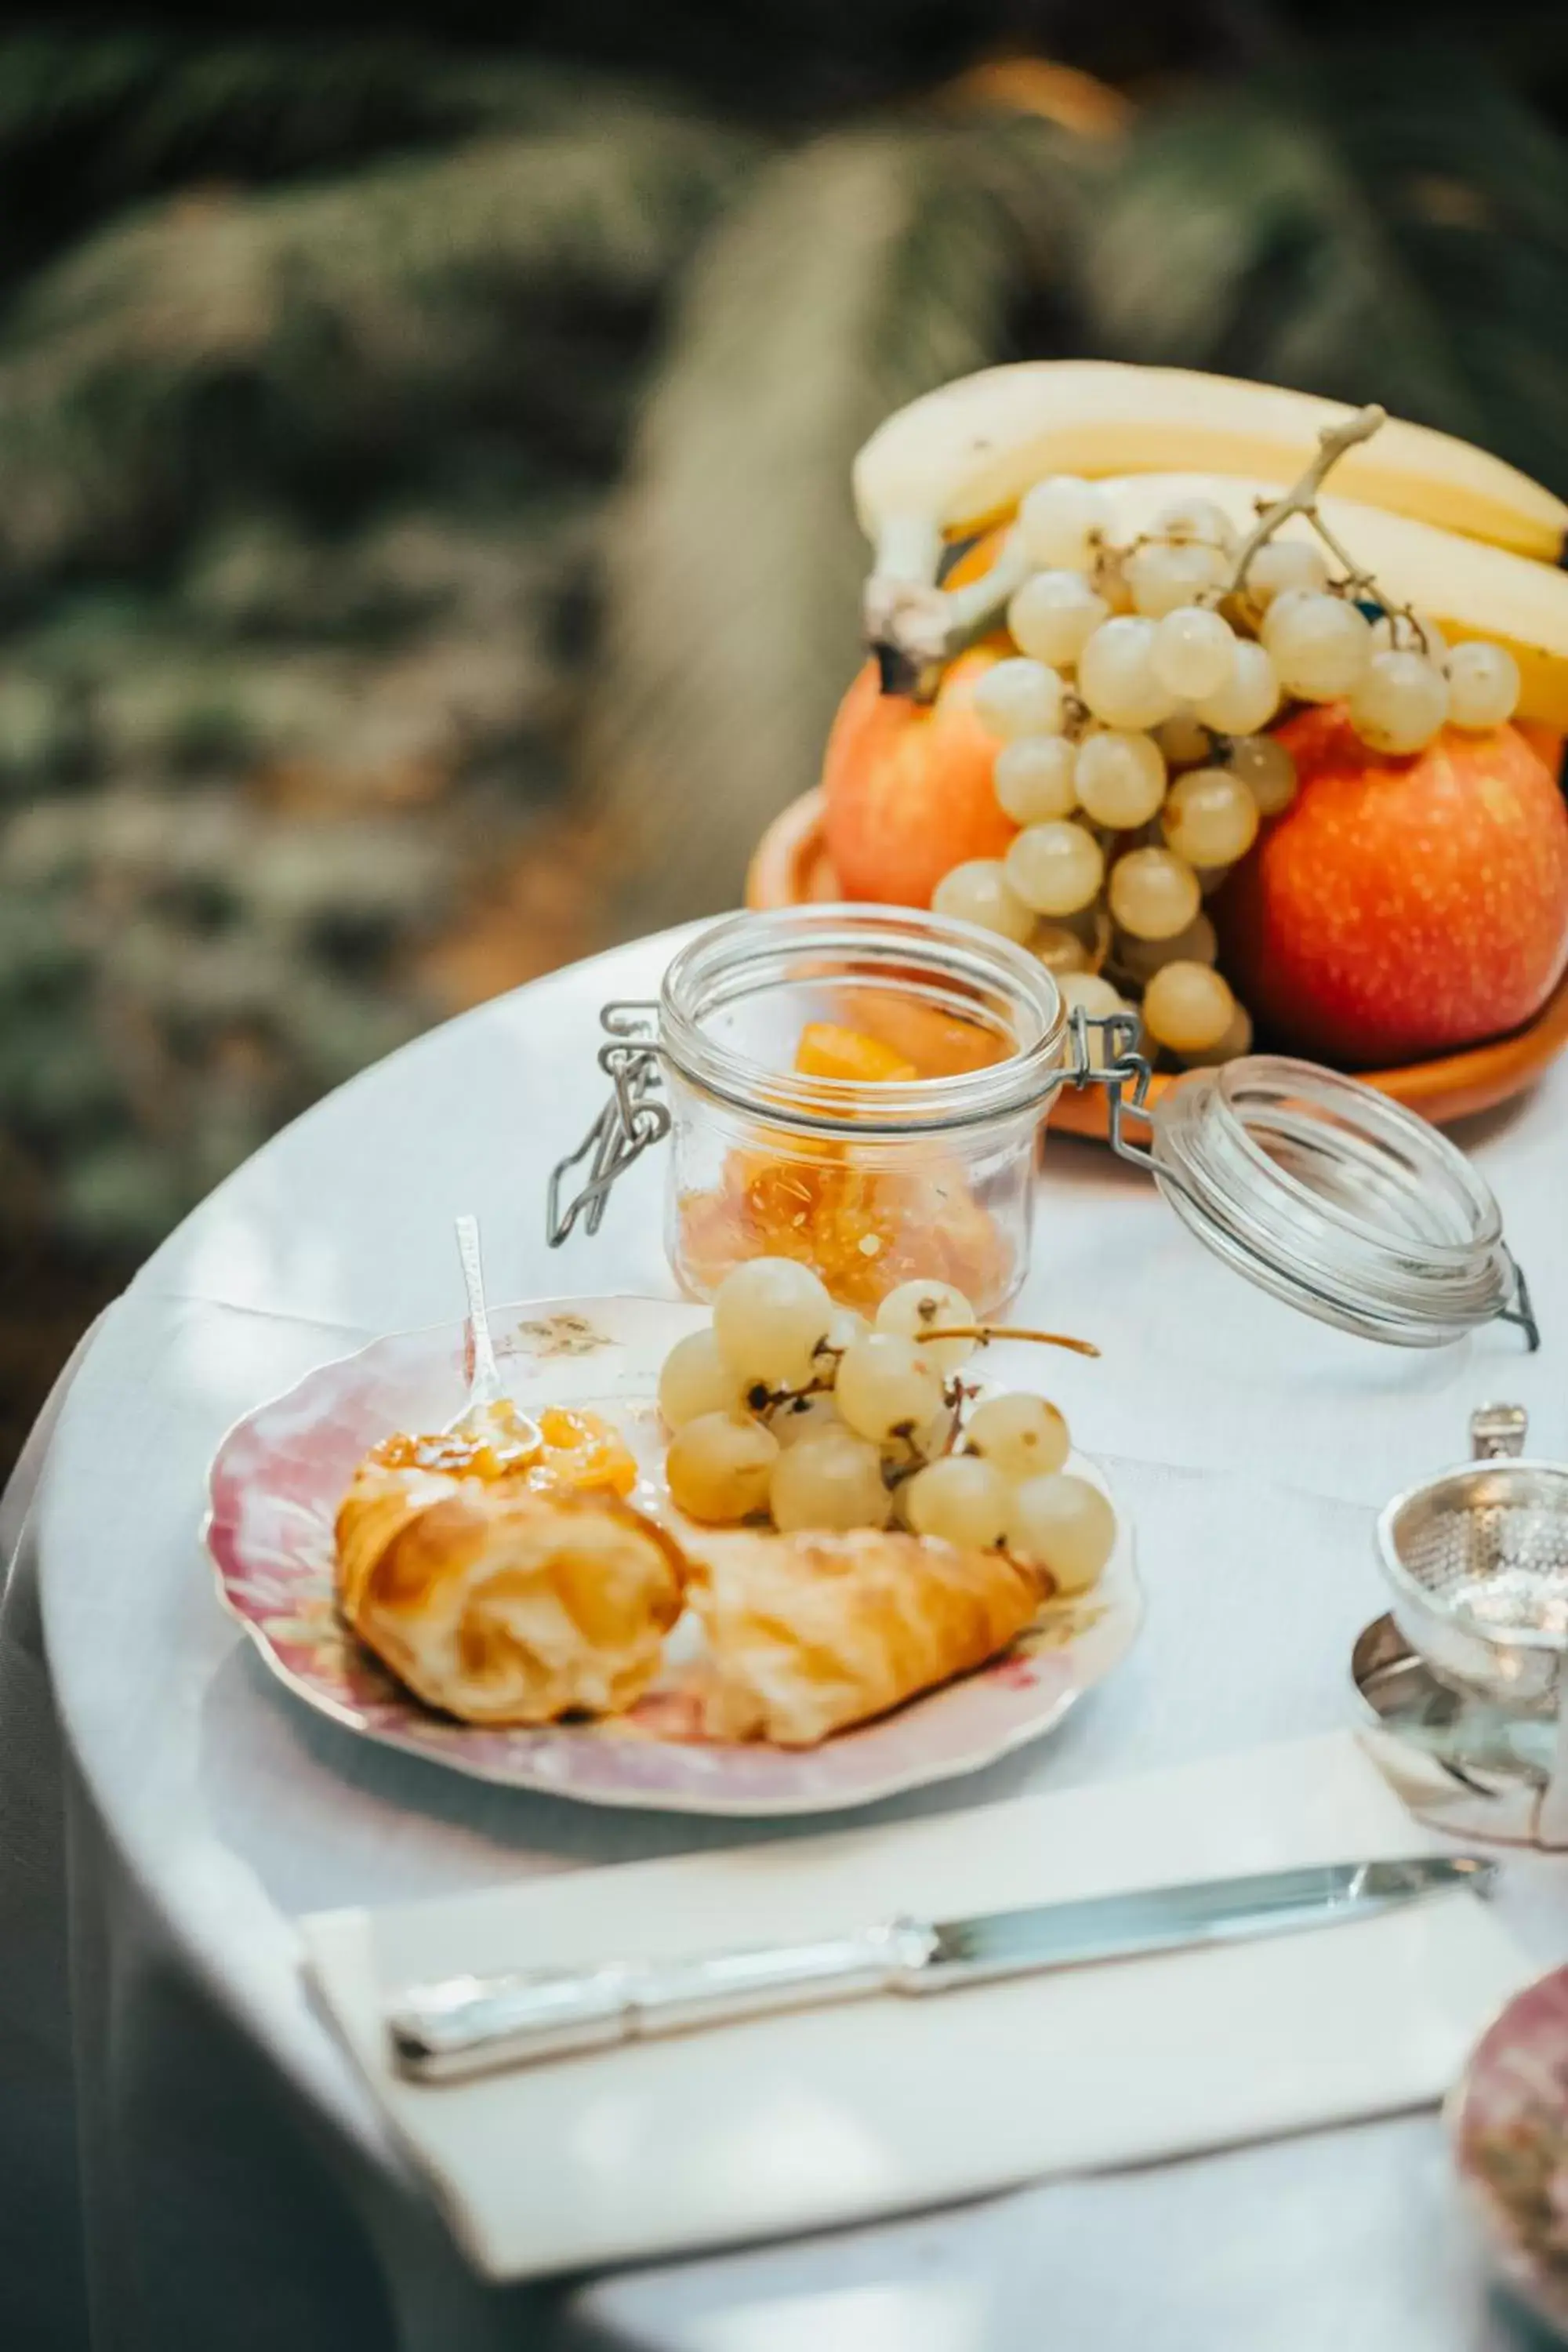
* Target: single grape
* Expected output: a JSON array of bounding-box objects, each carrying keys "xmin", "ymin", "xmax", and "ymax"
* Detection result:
[
  {"xmin": 932, "ymin": 858, "xmax": 1036, "ymax": 943},
  {"xmin": 659, "ymin": 1327, "xmax": 750, "ymax": 1429},
  {"xmin": 1108, "ymin": 846, "xmax": 1203, "ymax": 941},
  {"xmin": 1004, "ymin": 820, "xmax": 1105, "ymax": 916},
  {"xmin": 1153, "ymin": 710, "xmax": 1215, "ymax": 768},
  {"xmin": 1348, "ymin": 649, "xmax": 1450, "ymax": 754},
  {"xmin": 1112, "ymin": 908, "xmax": 1217, "ymax": 985},
  {"xmin": 1226, "ymin": 731, "xmax": 1298, "ymax": 817},
  {"xmin": 1151, "ymin": 606, "xmax": 1236, "ymax": 702},
  {"xmin": 835, "ymin": 1332, "xmax": 946, "ymax": 1446},
  {"xmin": 1140, "ymin": 959, "xmax": 1237, "ymax": 1054},
  {"xmin": 712, "ymin": 1257, "xmax": 834, "ymax": 1388},
  {"xmin": 972, "ymin": 657, "xmax": 1065, "ymax": 742},
  {"xmin": 875, "ymin": 1278, "xmax": 975, "ymax": 1374},
  {"xmin": 964, "ymin": 1391, "xmax": 1070, "ymax": 1481},
  {"xmin": 1192, "ymin": 641, "xmax": 1280, "ymax": 737},
  {"xmin": 993, "ymin": 734, "xmax": 1078, "ymax": 825},
  {"xmin": 770, "ymin": 1391, "xmax": 846, "ymax": 1448},
  {"xmin": 1005, "ymin": 1473, "xmax": 1116, "ymax": 1593},
  {"xmin": 1059, "ymin": 972, "xmax": 1123, "ymax": 1018},
  {"xmin": 666, "ymin": 1410, "xmax": 779, "ymax": 1523},
  {"xmin": 769, "ymin": 1428, "xmax": 891, "ymax": 1533},
  {"xmin": 1127, "ymin": 540, "xmax": 1229, "ymax": 620},
  {"xmin": 1073, "ymin": 729, "xmax": 1167, "ymax": 829},
  {"xmin": 1446, "ymin": 641, "xmax": 1521, "ymax": 731},
  {"xmin": 1058, "ymin": 971, "xmax": 1129, "ymax": 1067},
  {"xmin": 1243, "ymin": 539, "xmax": 1330, "ymax": 606},
  {"xmin": 1007, "ymin": 570, "xmax": 1109, "ymax": 667},
  {"xmin": 1077, "ymin": 615, "xmax": 1179, "ymax": 729},
  {"xmin": 1179, "ymin": 1000, "xmax": 1255, "ymax": 1067},
  {"xmin": 1018, "ymin": 477, "xmax": 1113, "ymax": 571},
  {"xmin": 1031, "ymin": 921, "xmax": 1092, "ymax": 976},
  {"xmin": 905, "ymin": 1454, "xmax": 1013, "ymax": 1550},
  {"xmin": 1161, "ymin": 766, "xmax": 1260, "ymax": 867},
  {"xmin": 1153, "ymin": 494, "xmax": 1240, "ymax": 554},
  {"xmin": 1262, "ymin": 590, "xmax": 1371, "ymax": 701}
]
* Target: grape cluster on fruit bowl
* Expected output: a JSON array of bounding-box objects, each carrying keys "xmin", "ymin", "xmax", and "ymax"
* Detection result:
[
  {"xmin": 658, "ymin": 1255, "xmax": 1116, "ymax": 1597},
  {"xmin": 931, "ymin": 467, "xmax": 1524, "ymax": 1068}
]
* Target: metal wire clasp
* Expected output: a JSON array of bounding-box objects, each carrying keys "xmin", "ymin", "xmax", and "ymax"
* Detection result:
[
  {"xmin": 546, "ymin": 1002, "xmax": 670, "ymax": 1246},
  {"xmin": 1065, "ymin": 1007, "xmax": 1160, "ymax": 1169}
]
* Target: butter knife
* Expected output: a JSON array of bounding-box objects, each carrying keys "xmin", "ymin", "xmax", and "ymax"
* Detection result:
[{"xmin": 386, "ymin": 1853, "xmax": 1494, "ymax": 2081}]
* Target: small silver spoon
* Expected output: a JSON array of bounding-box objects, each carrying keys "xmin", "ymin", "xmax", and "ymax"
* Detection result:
[
  {"xmin": 453, "ymin": 1212, "xmax": 506, "ymax": 1420},
  {"xmin": 447, "ymin": 1214, "xmax": 539, "ymax": 1454}
]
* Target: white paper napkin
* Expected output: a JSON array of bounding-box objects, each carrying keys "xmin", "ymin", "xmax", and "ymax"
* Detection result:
[{"xmin": 301, "ymin": 1732, "xmax": 1532, "ymax": 2281}]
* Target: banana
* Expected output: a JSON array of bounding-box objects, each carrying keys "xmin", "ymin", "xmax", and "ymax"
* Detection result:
[
  {"xmin": 1097, "ymin": 474, "xmax": 1568, "ymax": 729},
  {"xmin": 854, "ymin": 363, "xmax": 1568, "ymax": 567}
]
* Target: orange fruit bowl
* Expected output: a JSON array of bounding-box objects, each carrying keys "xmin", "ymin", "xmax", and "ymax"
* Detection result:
[{"xmin": 746, "ymin": 788, "xmax": 1568, "ymax": 1141}]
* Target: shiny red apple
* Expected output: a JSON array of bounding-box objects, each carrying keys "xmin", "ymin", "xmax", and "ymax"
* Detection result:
[{"xmin": 1218, "ymin": 705, "xmax": 1568, "ymax": 1068}]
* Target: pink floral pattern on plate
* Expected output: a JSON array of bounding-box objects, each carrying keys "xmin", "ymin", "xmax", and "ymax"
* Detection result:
[
  {"xmin": 205, "ymin": 1294, "xmax": 1142, "ymax": 1816},
  {"xmin": 1453, "ymin": 1965, "xmax": 1568, "ymax": 2336}
]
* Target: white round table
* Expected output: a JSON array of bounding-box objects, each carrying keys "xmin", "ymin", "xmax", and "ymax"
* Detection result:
[{"xmin": 10, "ymin": 920, "xmax": 1568, "ymax": 2352}]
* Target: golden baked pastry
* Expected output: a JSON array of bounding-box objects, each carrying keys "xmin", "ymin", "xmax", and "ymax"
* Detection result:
[
  {"xmin": 335, "ymin": 1463, "xmax": 684, "ymax": 1726},
  {"xmin": 686, "ymin": 1526, "xmax": 1045, "ymax": 1747}
]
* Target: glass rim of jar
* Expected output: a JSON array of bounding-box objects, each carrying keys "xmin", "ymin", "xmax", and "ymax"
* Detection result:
[{"xmin": 658, "ymin": 904, "xmax": 1069, "ymax": 1137}]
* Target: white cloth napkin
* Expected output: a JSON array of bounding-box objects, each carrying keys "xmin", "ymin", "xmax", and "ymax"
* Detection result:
[{"xmin": 302, "ymin": 1730, "xmax": 1532, "ymax": 2282}]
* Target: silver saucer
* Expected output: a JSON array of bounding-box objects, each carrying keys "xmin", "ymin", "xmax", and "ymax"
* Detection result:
[{"xmin": 1352, "ymin": 1613, "xmax": 1555, "ymax": 1846}]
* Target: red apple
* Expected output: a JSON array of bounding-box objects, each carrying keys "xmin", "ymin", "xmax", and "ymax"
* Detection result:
[{"xmin": 1218, "ymin": 706, "xmax": 1568, "ymax": 1068}]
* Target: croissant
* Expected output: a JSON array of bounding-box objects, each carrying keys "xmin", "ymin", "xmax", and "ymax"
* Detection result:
[
  {"xmin": 335, "ymin": 1462, "xmax": 686, "ymax": 1726},
  {"xmin": 686, "ymin": 1526, "xmax": 1045, "ymax": 1747}
]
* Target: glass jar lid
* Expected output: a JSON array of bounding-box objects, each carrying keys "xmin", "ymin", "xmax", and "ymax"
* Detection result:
[{"xmin": 1142, "ymin": 1054, "xmax": 1527, "ymax": 1348}]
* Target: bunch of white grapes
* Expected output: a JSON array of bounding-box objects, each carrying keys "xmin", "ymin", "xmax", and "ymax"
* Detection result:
[
  {"xmin": 932, "ymin": 481, "xmax": 1523, "ymax": 1064},
  {"xmin": 656, "ymin": 1257, "xmax": 1115, "ymax": 1595}
]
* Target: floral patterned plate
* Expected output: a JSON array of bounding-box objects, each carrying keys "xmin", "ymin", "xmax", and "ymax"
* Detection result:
[
  {"xmin": 205, "ymin": 1294, "xmax": 1142, "ymax": 1816},
  {"xmin": 1452, "ymin": 1965, "xmax": 1568, "ymax": 2339}
]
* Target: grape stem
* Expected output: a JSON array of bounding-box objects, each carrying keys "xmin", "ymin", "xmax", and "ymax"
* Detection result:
[
  {"xmin": 921, "ymin": 1324, "xmax": 1101, "ymax": 1358},
  {"xmin": 1382, "ymin": 602, "xmax": 1442, "ymax": 657},
  {"xmin": 1228, "ymin": 404, "xmax": 1386, "ymax": 605}
]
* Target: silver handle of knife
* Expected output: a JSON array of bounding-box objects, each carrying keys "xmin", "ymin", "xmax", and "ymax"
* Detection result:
[{"xmin": 388, "ymin": 1918, "xmax": 940, "ymax": 2079}]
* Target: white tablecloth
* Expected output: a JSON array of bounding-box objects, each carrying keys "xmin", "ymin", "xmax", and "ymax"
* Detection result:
[{"xmin": 5, "ymin": 920, "xmax": 1568, "ymax": 2352}]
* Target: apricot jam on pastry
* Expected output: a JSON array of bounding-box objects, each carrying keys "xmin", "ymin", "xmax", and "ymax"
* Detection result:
[
  {"xmin": 524, "ymin": 1406, "xmax": 638, "ymax": 1500},
  {"xmin": 368, "ymin": 1401, "xmax": 637, "ymax": 1498},
  {"xmin": 370, "ymin": 1400, "xmax": 542, "ymax": 1483}
]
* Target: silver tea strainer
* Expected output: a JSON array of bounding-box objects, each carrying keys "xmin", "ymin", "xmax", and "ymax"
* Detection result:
[{"xmin": 1377, "ymin": 1408, "xmax": 1568, "ymax": 1715}]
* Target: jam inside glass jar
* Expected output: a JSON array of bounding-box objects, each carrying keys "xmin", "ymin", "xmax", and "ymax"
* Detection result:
[{"xmin": 658, "ymin": 906, "xmax": 1067, "ymax": 1316}]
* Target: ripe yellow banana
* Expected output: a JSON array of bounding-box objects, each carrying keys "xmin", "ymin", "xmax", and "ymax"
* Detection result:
[
  {"xmin": 1100, "ymin": 474, "xmax": 1568, "ymax": 730},
  {"xmin": 854, "ymin": 363, "xmax": 1568, "ymax": 566}
]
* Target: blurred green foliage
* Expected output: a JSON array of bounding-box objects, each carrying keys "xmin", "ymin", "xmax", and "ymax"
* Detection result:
[
  {"xmin": 1, "ymin": 17, "xmax": 1567, "ymax": 1264},
  {"xmin": 0, "ymin": 42, "xmax": 754, "ymax": 1251}
]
